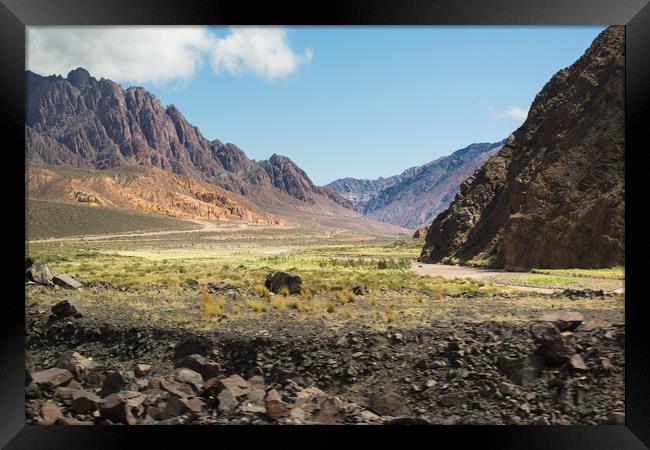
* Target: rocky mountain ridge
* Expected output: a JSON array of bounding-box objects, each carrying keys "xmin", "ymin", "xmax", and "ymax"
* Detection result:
[
  {"xmin": 26, "ymin": 68, "xmax": 353, "ymax": 212},
  {"xmin": 419, "ymin": 26, "xmax": 625, "ymax": 270},
  {"xmin": 328, "ymin": 141, "xmax": 503, "ymax": 229}
]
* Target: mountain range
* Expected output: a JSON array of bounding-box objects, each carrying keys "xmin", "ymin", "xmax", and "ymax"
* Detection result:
[
  {"xmin": 25, "ymin": 68, "xmax": 403, "ymax": 236},
  {"xmin": 328, "ymin": 141, "xmax": 504, "ymax": 229},
  {"xmin": 419, "ymin": 25, "xmax": 625, "ymax": 270}
]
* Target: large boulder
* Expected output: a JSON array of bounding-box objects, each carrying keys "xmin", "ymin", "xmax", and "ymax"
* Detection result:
[
  {"xmin": 52, "ymin": 273, "xmax": 83, "ymax": 289},
  {"xmin": 25, "ymin": 259, "xmax": 53, "ymax": 285},
  {"xmin": 265, "ymin": 272, "xmax": 302, "ymax": 295}
]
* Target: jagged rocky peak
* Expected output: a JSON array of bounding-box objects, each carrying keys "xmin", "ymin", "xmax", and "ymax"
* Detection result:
[
  {"xmin": 419, "ymin": 26, "xmax": 624, "ymax": 270},
  {"xmin": 66, "ymin": 67, "xmax": 92, "ymax": 87}
]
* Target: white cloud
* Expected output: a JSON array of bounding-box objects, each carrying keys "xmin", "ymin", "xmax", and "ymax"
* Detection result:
[
  {"xmin": 27, "ymin": 26, "xmax": 215, "ymax": 85},
  {"xmin": 26, "ymin": 26, "xmax": 312, "ymax": 85},
  {"xmin": 488, "ymin": 105, "xmax": 529, "ymax": 121},
  {"xmin": 210, "ymin": 27, "xmax": 313, "ymax": 80}
]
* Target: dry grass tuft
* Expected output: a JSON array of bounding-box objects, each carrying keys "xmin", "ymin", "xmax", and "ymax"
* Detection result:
[
  {"xmin": 301, "ymin": 285, "xmax": 313, "ymax": 301},
  {"xmin": 335, "ymin": 291, "xmax": 356, "ymax": 305},
  {"xmin": 271, "ymin": 296, "xmax": 286, "ymax": 309},
  {"xmin": 202, "ymin": 292, "xmax": 226, "ymax": 318},
  {"xmin": 325, "ymin": 301, "xmax": 336, "ymax": 313},
  {"xmin": 246, "ymin": 298, "xmax": 268, "ymax": 312},
  {"xmin": 255, "ymin": 285, "xmax": 271, "ymax": 299},
  {"xmin": 285, "ymin": 297, "xmax": 300, "ymax": 309},
  {"xmin": 279, "ymin": 286, "xmax": 290, "ymax": 297},
  {"xmin": 383, "ymin": 306, "xmax": 396, "ymax": 323}
]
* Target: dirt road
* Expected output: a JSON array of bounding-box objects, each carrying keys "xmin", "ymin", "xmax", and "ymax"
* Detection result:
[
  {"xmin": 25, "ymin": 219, "xmax": 227, "ymax": 244},
  {"xmin": 412, "ymin": 261, "xmax": 624, "ymax": 293}
]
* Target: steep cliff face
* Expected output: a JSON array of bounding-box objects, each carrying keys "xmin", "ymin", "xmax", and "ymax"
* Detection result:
[
  {"xmin": 419, "ymin": 26, "xmax": 624, "ymax": 270},
  {"xmin": 328, "ymin": 141, "xmax": 503, "ymax": 229}
]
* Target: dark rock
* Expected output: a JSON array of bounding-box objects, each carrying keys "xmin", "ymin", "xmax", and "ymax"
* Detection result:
[
  {"xmin": 99, "ymin": 393, "xmax": 138, "ymax": 425},
  {"xmin": 99, "ymin": 371, "xmax": 129, "ymax": 397},
  {"xmin": 50, "ymin": 300, "xmax": 82, "ymax": 320},
  {"xmin": 418, "ymin": 26, "xmax": 624, "ymax": 270},
  {"xmin": 31, "ymin": 368, "xmax": 73, "ymax": 390},
  {"xmin": 72, "ymin": 390, "xmax": 101, "ymax": 414},
  {"xmin": 539, "ymin": 327, "xmax": 576, "ymax": 366},
  {"xmin": 351, "ymin": 285, "xmax": 369, "ymax": 296},
  {"xmin": 265, "ymin": 272, "xmax": 302, "ymax": 295}
]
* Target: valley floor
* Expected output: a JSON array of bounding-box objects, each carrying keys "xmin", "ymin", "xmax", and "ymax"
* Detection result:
[{"xmin": 24, "ymin": 220, "xmax": 625, "ymax": 425}]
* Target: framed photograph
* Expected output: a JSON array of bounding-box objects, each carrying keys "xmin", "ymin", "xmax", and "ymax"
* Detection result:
[{"xmin": 2, "ymin": 0, "xmax": 649, "ymax": 447}]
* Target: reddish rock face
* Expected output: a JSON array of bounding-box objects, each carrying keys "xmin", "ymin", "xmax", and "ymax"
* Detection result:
[
  {"xmin": 420, "ymin": 26, "xmax": 624, "ymax": 270},
  {"xmin": 25, "ymin": 68, "xmax": 353, "ymax": 212}
]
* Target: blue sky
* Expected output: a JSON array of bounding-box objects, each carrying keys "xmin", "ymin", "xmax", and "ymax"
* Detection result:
[{"xmin": 28, "ymin": 26, "xmax": 604, "ymax": 185}]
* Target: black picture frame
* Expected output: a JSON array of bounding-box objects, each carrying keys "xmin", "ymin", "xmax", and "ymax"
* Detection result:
[{"xmin": 2, "ymin": 0, "xmax": 649, "ymax": 448}]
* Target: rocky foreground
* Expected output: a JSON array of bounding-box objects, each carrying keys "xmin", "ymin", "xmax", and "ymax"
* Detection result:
[{"xmin": 26, "ymin": 297, "xmax": 624, "ymax": 426}]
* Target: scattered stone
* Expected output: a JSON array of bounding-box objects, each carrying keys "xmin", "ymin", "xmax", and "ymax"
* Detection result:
[
  {"xmin": 31, "ymin": 368, "xmax": 73, "ymax": 390},
  {"xmin": 134, "ymin": 364, "xmax": 152, "ymax": 377},
  {"xmin": 72, "ymin": 390, "xmax": 101, "ymax": 414},
  {"xmin": 39, "ymin": 402, "xmax": 63, "ymax": 425},
  {"xmin": 537, "ymin": 311, "xmax": 584, "ymax": 332},
  {"xmin": 351, "ymin": 285, "xmax": 369, "ymax": 295},
  {"xmin": 176, "ymin": 354, "xmax": 220, "ymax": 380},
  {"xmin": 217, "ymin": 389, "xmax": 239, "ymax": 413},
  {"xmin": 368, "ymin": 390, "xmax": 407, "ymax": 416},
  {"xmin": 498, "ymin": 382, "xmax": 516, "ymax": 395},
  {"xmin": 174, "ymin": 368, "xmax": 204, "ymax": 393},
  {"xmin": 56, "ymin": 351, "xmax": 95, "ymax": 378},
  {"xmin": 265, "ymin": 389, "xmax": 290, "ymax": 419},
  {"xmin": 99, "ymin": 371, "xmax": 129, "ymax": 397},
  {"xmin": 315, "ymin": 396, "xmax": 347, "ymax": 423},
  {"xmin": 99, "ymin": 393, "xmax": 137, "ymax": 425},
  {"xmin": 50, "ymin": 300, "xmax": 82, "ymax": 320},
  {"xmin": 600, "ymin": 357, "xmax": 614, "ymax": 373},
  {"xmin": 568, "ymin": 354, "xmax": 588, "ymax": 372},
  {"xmin": 52, "ymin": 273, "xmax": 83, "ymax": 289},
  {"xmin": 539, "ymin": 327, "xmax": 576, "ymax": 366},
  {"xmin": 265, "ymin": 272, "xmax": 302, "ymax": 295}
]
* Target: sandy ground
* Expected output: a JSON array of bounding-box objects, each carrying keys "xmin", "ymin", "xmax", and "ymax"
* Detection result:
[{"xmin": 412, "ymin": 261, "xmax": 624, "ymax": 293}]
